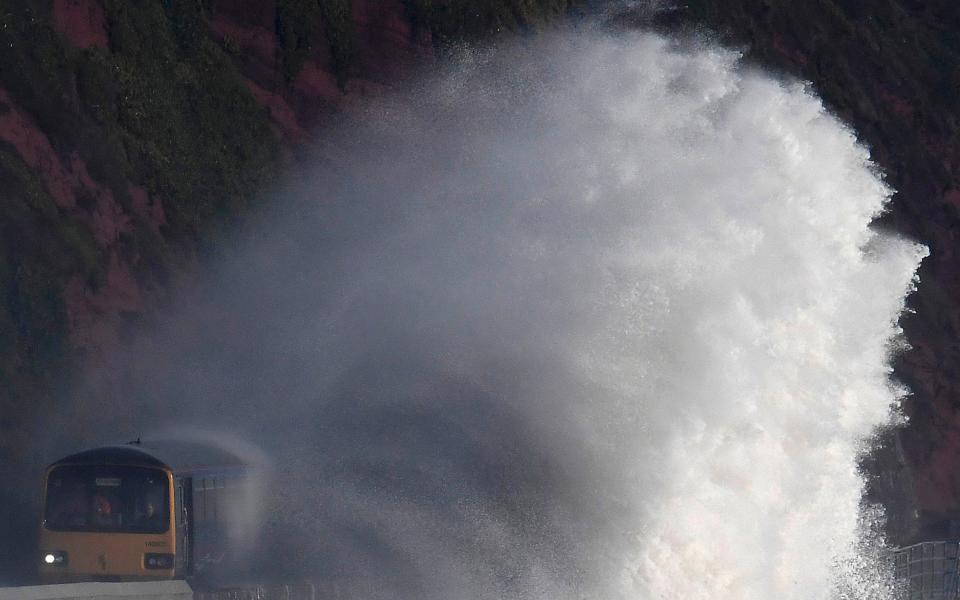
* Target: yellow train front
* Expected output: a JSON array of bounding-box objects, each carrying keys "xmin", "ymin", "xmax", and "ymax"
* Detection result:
[{"xmin": 38, "ymin": 441, "xmax": 252, "ymax": 583}]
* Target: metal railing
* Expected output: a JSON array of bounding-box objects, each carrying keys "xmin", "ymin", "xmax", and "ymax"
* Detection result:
[
  {"xmin": 193, "ymin": 581, "xmax": 349, "ymax": 600},
  {"xmin": 893, "ymin": 541, "xmax": 960, "ymax": 599}
]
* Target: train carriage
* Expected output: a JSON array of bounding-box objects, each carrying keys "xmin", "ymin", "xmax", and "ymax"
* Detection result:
[{"xmin": 38, "ymin": 440, "xmax": 259, "ymax": 583}]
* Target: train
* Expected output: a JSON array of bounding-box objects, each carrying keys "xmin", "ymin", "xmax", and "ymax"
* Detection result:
[{"xmin": 37, "ymin": 439, "xmax": 263, "ymax": 583}]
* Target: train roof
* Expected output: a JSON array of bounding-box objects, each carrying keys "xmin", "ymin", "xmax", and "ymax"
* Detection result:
[{"xmin": 49, "ymin": 440, "xmax": 249, "ymax": 474}]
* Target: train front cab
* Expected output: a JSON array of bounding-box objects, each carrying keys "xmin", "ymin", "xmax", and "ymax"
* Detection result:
[{"xmin": 37, "ymin": 446, "xmax": 182, "ymax": 582}]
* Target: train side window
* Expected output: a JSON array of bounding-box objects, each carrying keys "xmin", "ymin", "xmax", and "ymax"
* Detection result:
[
  {"xmin": 210, "ymin": 477, "xmax": 218, "ymax": 522},
  {"xmin": 192, "ymin": 476, "xmax": 231, "ymax": 525},
  {"xmin": 211, "ymin": 481, "xmax": 215, "ymax": 522},
  {"xmin": 195, "ymin": 479, "xmax": 202, "ymax": 524},
  {"xmin": 196, "ymin": 478, "xmax": 207, "ymax": 524}
]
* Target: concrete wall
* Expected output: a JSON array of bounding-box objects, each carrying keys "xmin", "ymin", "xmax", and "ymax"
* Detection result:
[{"xmin": 0, "ymin": 581, "xmax": 193, "ymax": 600}]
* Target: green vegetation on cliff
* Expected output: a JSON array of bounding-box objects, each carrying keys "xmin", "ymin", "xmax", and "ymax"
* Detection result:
[
  {"xmin": 99, "ymin": 0, "xmax": 282, "ymax": 238},
  {"xmin": 275, "ymin": 0, "xmax": 354, "ymax": 85},
  {"xmin": 0, "ymin": 1, "xmax": 281, "ymax": 471},
  {"xmin": 272, "ymin": 0, "xmax": 581, "ymax": 86},
  {"xmin": 405, "ymin": 0, "xmax": 579, "ymax": 45},
  {"xmin": 0, "ymin": 0, "xmax": 585, "ymax": 582},
  {"xmin": 0, "ymin": 147, "xmax": 82, "ymax": 457},
  {"xmin": 0, "ymin": 0, "xmax": 588, "ymax": 419}
]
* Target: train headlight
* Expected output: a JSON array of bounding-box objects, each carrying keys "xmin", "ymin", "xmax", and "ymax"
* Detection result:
[
  {"xmin": 144, "ymin": 553, "xmax": 174, "ymax": 570},
  {"xmin": 43, "ymin": 551, "xmax": 67, "ymax": 566}
]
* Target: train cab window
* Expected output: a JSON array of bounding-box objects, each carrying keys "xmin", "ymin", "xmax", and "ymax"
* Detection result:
[{"xmin": 44, "ymin": 465, "xmax": 170, "ymax": 534}]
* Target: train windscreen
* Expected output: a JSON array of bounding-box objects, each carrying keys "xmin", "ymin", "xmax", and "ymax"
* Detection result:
[{"xmin": 44, "ymin": 465, "xmax": 170, "ymax": 534}]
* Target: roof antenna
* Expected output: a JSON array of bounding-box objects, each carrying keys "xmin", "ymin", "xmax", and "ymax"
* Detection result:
[{"xmin": 128, "ymin": 436, "xmax": 141, "ymax": 445}]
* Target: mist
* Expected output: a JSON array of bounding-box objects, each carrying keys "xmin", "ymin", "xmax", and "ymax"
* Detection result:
[{"xmin": 36, "ymin": 24, "xmax": 924, "ymax": 599}]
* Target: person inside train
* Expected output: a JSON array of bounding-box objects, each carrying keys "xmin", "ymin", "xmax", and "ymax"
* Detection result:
[
  {"xmin": 135, "ymin": 493, "xmax": 165, "ymax": 530},
  {"xmin": 91, "ymin": 490, "xmax": 115, "ymax": 527}
]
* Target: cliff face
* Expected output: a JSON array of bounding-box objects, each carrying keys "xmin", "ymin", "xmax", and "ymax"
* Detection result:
[
  {"xmin": 0, "ymin": 0, "xmax": 576, "ymax": 583},
  {"xmin": 0, "ymin": 0, "xmax": 576, "ymax": 437},
  {"xmin": 0, "ymin": 0, "xmax": 428, "ymax": 363},
  {"xmin": 2, "ymin": 0, "xmax": 958, "ymax": 582}
]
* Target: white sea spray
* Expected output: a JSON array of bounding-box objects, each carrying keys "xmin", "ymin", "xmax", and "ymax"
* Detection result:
[{"xmin": 66, "ymin": 27, "xmax": 925, "ymax": 599}]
